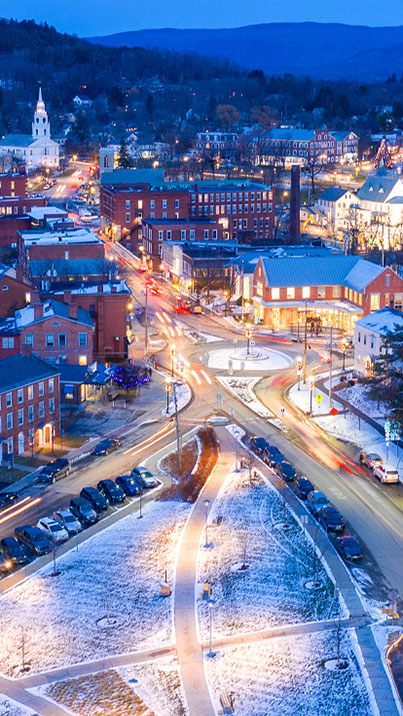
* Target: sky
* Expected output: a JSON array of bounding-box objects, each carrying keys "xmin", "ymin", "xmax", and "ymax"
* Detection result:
[{"xmin": 2, "ymin": 0, "xmax": 403, "ymax": 37}]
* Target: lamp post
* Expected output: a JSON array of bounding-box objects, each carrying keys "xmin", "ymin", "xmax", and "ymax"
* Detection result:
[
  {"xmin": 170, "ymin": 344, "xmax": 175, "ymax": 377},
  {"xmin": 165, "ymin": 378, "xmax": 171, "ymax": 414},
  {"xmin": 204, "ymin": 499, "xmax": 210, "ymax": 547},
  {"xmin": 208, "ymin": 600, "xmax": 214, "ymax": 657},
  {"xmin": 341, "ymin": 340, "xmax": 347, "ymax": 371},
  {"xmin": 246, "ymin": 328, "xmax": 252, "ymax": 356},
  {"xmin": 297, "ymin": 356, "xmax": 302, "ymax": 390},
  {"xmin": 138, "ymin": 492, "xmax": 143, "ymax": 519},
  {"xmin": 128, "ymin": 678, "xmax": 138, "ymax": 716},
  {"xmin": 309, "ymin": 375, "xmax": 315, "ymax": 414}
]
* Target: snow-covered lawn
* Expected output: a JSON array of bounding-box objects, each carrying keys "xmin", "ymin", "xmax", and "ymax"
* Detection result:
[
  {"xmin": 204, "ymin": 630, "xmax": 373, "ymax": 716},
  {"xmin": 32, "ymin": 657, "xmax": 188, "ymax": 716},
  {"xmin": 197, "ymin": 466, "xmax": 338, "ymax": 640},
  {"xmin": 0, "ymin": 501, "xmax": 190, "ymax": 677},
  {"xmin": 217, "ymin": 377, "xmax": 273, "ymax": 419},
  {"xmin": 207, "ymin": 346, "xmax": 293, "ymax": 371},
  {"xmin": 162, "ymin": 381, "xmax": 192, "ymax": 416},
  {"xmin": 0, "ymin": 696, "xmax": 35, "ymax": 716},
  {"xmin": 289, "ymin": 381, "xmax": 403, "ymax": 477},
  {"xmin": 337, "ymin": 382, "xmax": 388, "ymax": 422}
]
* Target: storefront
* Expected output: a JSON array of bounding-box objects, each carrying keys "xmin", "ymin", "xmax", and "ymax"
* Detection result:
[{"xmin": 253, "ymin": 298, "xmax": 363, "ymax": 334}]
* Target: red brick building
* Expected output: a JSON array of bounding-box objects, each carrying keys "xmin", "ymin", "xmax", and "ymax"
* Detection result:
[
  {"xmin": 0, "ymin": 264, "xmax": 32, "ymax": 317},
  {"xmin": 141, "ymin": 218, "xmax": 224, "ymax": 262},
  {"xmin": 255, "ymin": 127, "xmax": 359, "ymax": 166},
  {"xmin": 252, "ymin": 255, "xmax": 403, "ymax": 332},
  {"xmin": 16, "ymin": 299, "xmax": 94, "ymax": 365},
  {"xmin": 18, "ymin": 227, "xmax": 105, "ymax": 269},
  {"xmin": 0, "ymin": 170, "xmax": 27, "ymax": 198},
  {"xmin": 40, "ymin": 279, "xmax": 131, "ymax": 360},
  {"xmin": 100, "ymin": 170, "xmax": 275, "ymax": 244},
  {"xmin": 0, "ymin": 353, "xmax": 60, "ymax": 456}
]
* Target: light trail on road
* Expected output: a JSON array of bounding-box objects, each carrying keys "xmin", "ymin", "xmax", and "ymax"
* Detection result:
[
  {"xmin": 124, "ymin": 424, "xmax": 177, "ymax": 457},
  {"xmin": 0, "ymin": 497, "xmax": 42, "ymax": 525},
  {"xmin": 200, "ymin": 369, "xmax": 213, "ymax": 385}
]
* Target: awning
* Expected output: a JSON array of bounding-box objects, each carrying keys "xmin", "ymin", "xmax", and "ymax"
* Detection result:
[{"xmin": 252, "ymin": 297, "xmax": 363, "ymax": 315}]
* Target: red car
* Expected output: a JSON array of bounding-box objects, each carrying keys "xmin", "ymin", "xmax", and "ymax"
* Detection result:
[{"xmin": 70, "ymin": 183, "xmax": 78, "ymax": 188}]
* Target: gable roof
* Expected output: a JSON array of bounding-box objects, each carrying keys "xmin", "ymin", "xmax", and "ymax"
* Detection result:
[
  {"xmin": 15, "ymin": 299, "xmax": 94, "ymax": 329},
  {"xmin": 258, "ymin": 255, "xmax": 384, "ymax": 291},
  {"xmin": 0, "ymin": 134, "xmax": 33, "ymax": 148},
  {"xmin": 317, "ymin": 187, "xmax": 351, "ymax": 202},
  {"xmin": 261, "ymin": 128, "xmax": 315, "ymax": 142},
  {"xmin": 355, "ymin": 307, "xmax": 403, "ymax": 333},
  {"xmin": 356, "ymin": 174, "xmax": 402, "ymax": 203},
  {"xmin": 0, "ymin": 354, "xmax": 59, "ymax": 393}
]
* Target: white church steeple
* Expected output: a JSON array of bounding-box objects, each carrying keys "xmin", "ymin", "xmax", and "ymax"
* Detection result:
[{"xmin": 32, "ymin": 85, "xmax": 50, "ymax": 140}]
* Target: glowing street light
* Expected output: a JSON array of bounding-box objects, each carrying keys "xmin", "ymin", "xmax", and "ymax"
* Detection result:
[
  {"xmin": 170, "ymin": 344, "xmax": 176, "ymax": 377},
  {"xmin": 297, "ymin": 356, "xmax": 303, "ymax": 391}
]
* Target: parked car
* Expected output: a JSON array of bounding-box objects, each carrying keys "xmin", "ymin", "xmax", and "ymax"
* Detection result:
[
  {"xmin": 265, "ymin": 446, "xmax": 284, "ymax": 467},
  {"xmin": 0, "ymin": 537, "xmax": 28, "ymax": 565},
  {"xmin": 97, "ymin": 479, "xmax": 125, "ymax": 504},
  {"xmin": 273, "ymin": 461, "xmax": 296, "ymax": 482},
  {"xmin": 37, "ymin": 517, "xmax": 69, "ymax": 544},
  {"xmin": 249, "ymin": 437, "xmax": 271, "ymax": 456},
  {"xmin": 307, "ymin": 490, "xmax": 329, "ymax": 517},
  {"xmin": 92, "ymin": 438, "xmax": 120, "ymax": 456},
  {"xmin": 318, "ymin": 505, "xmax": 345, "ymax": 532},
  {"xmin": 131, "ymin": 467, "xmax": 158, "ymax": 489},
  {"xmin": 115, "ymin": 475, "xmax": 143, "ymax": 497},
  {"xmin": 0, "ymin": 554, "xmax": 12, "ymax": 574},
  {"xmin": 38, "ymin": 457, "xmax": 71, "ymax": 484},
  {"xmin": 80, "ymin": 486, "xmax": 109, "ymax": 513},
  {"xmin": 69, "ymin": 498, "xmax": 98, "ymax": 527},
  {"xmin": 54, "ymin": 509, "xmax": 82, "ymax": 536},
  {"xmin": 359, "ymin": 451, "xmax": 383, "ymax": 470},
  {"xmin": 294, "ymin": 477, "xmax": 314, "ymax": 500},
  {"xmin": 335, "ymin": 535, "xmax": 363, "ymax": 561},
  {"xmin": 373, "ymin": 463, "xmax": 399, "ymax": 484},
  {"xmin": 14, "ymin": 526, "xmax": 52, "ymax": 556},
  {"xmin": 0, "ymin": 493, "xmax": 20, "ymax": 512}
]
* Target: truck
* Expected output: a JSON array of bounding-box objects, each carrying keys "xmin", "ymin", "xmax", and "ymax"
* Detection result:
[{"xmin": 174, "ymin": 297, "xmax": 202, "ymax": 314}]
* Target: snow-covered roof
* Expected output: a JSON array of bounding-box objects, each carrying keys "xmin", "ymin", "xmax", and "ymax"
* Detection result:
[
  {"xmin": 355, "ymin": 307, "xmax": 403, "ymax": 334},
  {"xmin": 0, "ymin": 134, "xmax": 33, "ymax": 147},
  {"xmin": 19, "ymin": 228, "xmax": 102, "ymax": 246},
  {"xmin": 27, "ymin": 206, "xmax": 68, "ymax": 220},
  {"xmin": 259, "ymin": 255, "xmax": 384, "ymax": 291},
  {"xmin": 15, "ymin": 299, "xmax": 93, "ymax": 328}
]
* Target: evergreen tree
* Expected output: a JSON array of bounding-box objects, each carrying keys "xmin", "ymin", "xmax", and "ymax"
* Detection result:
[{"xmin": 118, "ymin": 137, "xmax": 132, "ymax": 169}]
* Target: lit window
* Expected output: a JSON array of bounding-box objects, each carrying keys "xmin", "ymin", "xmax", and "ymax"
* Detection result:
[
  {"xmin": 317, "ymin": 286, "xmax": 326, "ymax": 298},
  {"xmin": 27, "ymin": 385, "xmax": 33, "ymax": 400},
  {"xmin": 79, "ymin": 355, "xmax": 87, "ymax": 366},
  {"xmin": 271, "ymin": 288, "xmax": 280, "ymax": 300},
  {"xmin": 370, "ymin": 293, "xmax": 380, "ymax": 312},
  {"xmin": 287, "ymin": 287, "xmax": 295, "ymax": 299},
  {"xmin": 302, "ymin": 287, "xmax": 310, "ymax": 299}
]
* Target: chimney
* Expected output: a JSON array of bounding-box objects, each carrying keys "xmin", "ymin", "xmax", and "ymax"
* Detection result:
[
  {"xmin": 16, "ymin": 264, "xmax": 24, "ymax": 282},
  {"xmin": 34, "ymin": 303, "xmax": 44, "ymax": 319},
  {"xmin": 69, "ymin": 303, "xmax": 78, "ymax": 320},
  {"xmin": 29, "ymin": 289, "xmax": 40, "ymax": 304},
  {"xmin": 64, "ymin": 290, "xmax": 72, "ymax": 304},
  {"xmin": 289, "ymin": 165, "xmax": 301, "ymax": 243}
]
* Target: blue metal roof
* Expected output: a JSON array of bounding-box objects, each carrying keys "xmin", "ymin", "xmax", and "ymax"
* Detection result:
[
  {"xmin": 0, "ymin": 354, "xmax": 59, "ymax": 393},
  {"xmin": 317, "ymin": 187, "xmax": 351, "ymax": 202},
  {"xmin": 259, "ymin": 255, "xmax": 384, "ymax": 291},
  {"xmin": 356, "ymin": 175, "xmax": 401, "ymax": 202}
]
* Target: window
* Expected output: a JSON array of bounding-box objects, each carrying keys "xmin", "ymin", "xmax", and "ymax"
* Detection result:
[
  {"xmin": 138, "ymin": 200, "xmax": 143, "ymax": 209},
  {"xmin": 58, "ymin": 333, "xmax": 67, "ymax": 347},
  {"xmin": 48, "ymin": 378, "xmax": 54, "ymax": 393},
  {"xmin": 18, "ymin": 408, "xmax": 24, "ymax": 426},
  {"xmin": 6, "ymin": 413, "xmax": 12, "ymax": 430},
  {"xmin": 125, "ymin": 200, "xmax": 130, "ymax": 210},
  {"xmin": 271, "ymin": 288, "xmax": 280, "ymax": 300},
  {"xmin": 150, "ymin": 200, "xmax": 155, "ymax": 209},
  {"xmin": 166, "ymin": 230, "xmax": 171, "ymax": 240},
  {"xmin": 162, "ymin": 199, "xmax": 167, "ymax": 209},
  {"xmin": 49, "ymin": 397, "xmax": 55, "ymax": 414},
  {"xmin": 17, "ymin": 388, "xmax": 23, "ymax": 403},
  {"xmin": 1, "ymin": 337, "xmax": 14, "ymax": 349},
  {"xmin": 46, "ymin": 333, "xmax": 55, "ymax": 347},
  {"xmin": 317, "ymin": 286, "xmax": 326, "ymax": 298},
  {"xmin": 175, "ymin": 199, "xmax": 179, "ymax": 209},
  {"xmin": 25, "ymin": 291, "xmax": 31, "ymax": 304},
  {"xmin": 302, "ymin": 287, "xmax": 310, "ymax": 299},
  {"xmin": 358, "ymin": 332, "xmax": 361, "ymax": 343},
  {"xmin": 287, "ymin": 287, "xmax": 295, "ymax": 299},
  {"xmin": 190, "ymin": 229, "xmax": 195, "ymax": 240},
  {"xmin": 212, "ymin": 230, "xmax": 217, "ymax": 239},
  {"xmin": 28, "ymin": 385, "xmax": 33, "ymax": 400},
  {"xmin": 39, "ymin": 401, "xmax": 45, "ymax": 419},
  {"xmin": 28, "ymin": 405, "xmax": 34, "ymax": 422},
  {"xmin": 333, "ymin": 286, "xmax": 341, "ymax": 298},
  {"xmin": 64, "ymin": 251, "xmax": 69, "ymax": 260},
  {"xmin": 38, "ymin": 381, "xmax": 44, "ymax": 396},
  {"xmin": 125, "ymin": 213, "xmax": 130, "ymax": 224},
  {"xmin": 256, "ymin": 281, "xmax": 263, "ymax": 297},
  {"xmin": 2, "ymin": 284, "xmax": 8, "ymax": 291},
  {"xmin": 370, "ymin": 293, "xmax": 380, "ymax": 312},
  {"xmin": 395, "ymin": 293, "xmax": 403, "ymax": 309},
  {"xmin": 78, "ymin": 333, "xmax": 87, "ymax": 347},
  {"xmin": 6, "ymin": 392, "xmax": 12, "ymax": 408},
  {"xmin": 385, "ymin": 293, "xmax": 390, "ymax": 306},
  {"xmin": 363, "ymin": 334, "xmax": 367, "ymax": 345},
  {"xmin": 204, "ymin": 229, "xmax": 209, "ymax": 239},
  {"xmin": 79, "ymin": 355, "xmax": 87, "ymax": 366},
  {"xmin": 386, "ymin": 273, "xmax": 390, "ymax": 287},
  {"xmin": 25, "ymin": 333, "xmax": 33, "ymax": 345}
]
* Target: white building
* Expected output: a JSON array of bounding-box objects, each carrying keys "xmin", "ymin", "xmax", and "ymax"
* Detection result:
[
  {"xmin": 314, "ymin": 187, "xmax": 357, "ymax": 231},
  {"xmin": 0, "ymin": 88, "xmax": 59, "ymax": 171},
  {"xmin": 354, "ymin": 307, "xmax": 403, "ymax": 375}
]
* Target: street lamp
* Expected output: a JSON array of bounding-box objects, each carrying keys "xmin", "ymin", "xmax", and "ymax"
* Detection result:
[
  {"xmin": 128, "ymin": 678, "xmax": 138, "ymax": 716},
  {"xmin": 208, "ymin": 600, "xmax": 214, "ymax": 657},
  {"xmin": 246, "ymin": 328, "xmax": 253, "ymax": 356},
  {"xmin": 204, "ymin": 499, "xmax": 210, "ymax": 548},
  {"xmin": 309, "ymin": 375, "xmax": 315, "ymax": 413},
  {"xmin": 297, "ymin": 356, "xmax": 302, "ymax": 390},
  {"xmin": 165, "ymin": 377, "xmax": 171, "ymax": 414},
  {"xmin": 170, "ymin": 344, "xmax": 176, "ymax": 377},
  {"xmin": 341, "ymin": 340, "xmax": 347, "ymax": 371}
]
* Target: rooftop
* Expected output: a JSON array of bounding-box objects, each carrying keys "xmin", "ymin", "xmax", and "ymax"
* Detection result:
[
  {"xmin": 29, "ymin": 258, "xmax": 113, "ymax": 280},
  {"xmin": 19, "ymin": 228, "xmax": 102, "ymax": 246},
  {"xmin": 27, "ymin": 206, "xmax": 68, "ymax": 220},
  {"xmin": 317, "ymin": 187, "xmax": 352, "ymax": 202},
  {"xmin": 0, "ymin": 134, "xmax": 33, "ymax": 148},
  {"xmin": 355, "ymin": 306, "xmax": 403, "ymax": 333},
  {"xmin": 259, "ymin": 255, "xmax": 384, "ymax": 291},
  {"xmin": 100, "ymin": 168, "xmax": 165, "ymax": 187},
  {"xmin": 41, "ymin": 278, "xmax": 130, "ymax": 295},
  {"xmin": 143, "ymin": 218, "xmax": 219, "ymax": 226},
  {"xmin": 15, "ymin": 299, "xmax": 94, "ymax": 329},
  {"xmin": 356, "ymin": 174, "xmax": 403, "ymax": 203},
  {"xmin": 0, "ymin": 354, "xmax": 60, "ymax": 393}
]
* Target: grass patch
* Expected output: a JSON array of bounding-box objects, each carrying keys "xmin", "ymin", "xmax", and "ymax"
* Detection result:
[
  {"xmin": 159, "ymin": 427, "xmax": 219, "ymax": 503},
  {"xmin": 15, "ymin": 456, "xmax": 49, "ymax": 467}
]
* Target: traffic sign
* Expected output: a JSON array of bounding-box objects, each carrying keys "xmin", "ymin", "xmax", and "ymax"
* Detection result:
[
  {"xmin": 329, "ymin": 407, "xmax": 339, "ymax": 416},
  {"xmin": 250, "ymin": 340, "xmax": 255, "ymax": 347},
  {"xmin": 316, "ymin": 394, "xmax": 322, "ymax": 404},
  {"xmin": 280, "ymin": 407, "xmax": 285, "ymax": 416}
]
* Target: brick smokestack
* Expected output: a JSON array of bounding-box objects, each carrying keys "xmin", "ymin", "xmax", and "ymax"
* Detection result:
[{"xmin": 289, "ymin": 166, "xmax": 301, "ymax": 243}]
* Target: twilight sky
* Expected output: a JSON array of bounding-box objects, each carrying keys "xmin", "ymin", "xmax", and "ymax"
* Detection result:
[{"xmin": 2, "ymin": 0, "xmax": 403, "ymax": 36}]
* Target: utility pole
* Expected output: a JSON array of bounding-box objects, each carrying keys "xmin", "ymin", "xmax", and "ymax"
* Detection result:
[
  {"xmin": 144, "ymin": 281, "xmax": 149, "ymax": 354},
  {"xmin": 303, "ymin": 301, "xmax": 308, "ymax": 384},
  {"xmin": 173, "ymin": 382, "xmax": 181, "ymax": 475},
  {"xmin": 240, "ymin": 260, "xmax": 245, "ymax": 321},
  {"xmin": 329, "ymin": 325, "xmax": 333, "ymax": 410}
]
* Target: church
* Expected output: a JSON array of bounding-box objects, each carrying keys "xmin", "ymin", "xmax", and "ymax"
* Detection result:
[{"xmin": 0, "ymin": 87, "xmax": 59, "ymax": 171}]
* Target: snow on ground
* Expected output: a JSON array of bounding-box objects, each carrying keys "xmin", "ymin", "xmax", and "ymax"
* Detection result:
[
  {"xmin": 162, "ymin": 381, "xmax": 192, "ymax": 416},
  {"xmin": 204, "ymin": 630, "xmax": 373, "ymax": 716},
  {"xmin": 217, "ymin": 377, "xmax": 273, "ymax": 419},
  {"xmin": 288, "ymin": 381, "xmax": 403, "ymax": 478},
  {"xmin": 32, "ymin": 657, "xmax": 189, "ymax": 716},
  {"xmin": 207, "ymin": 346, "xmax": 293, "ymax": 371},
  {"xmin": 0, "ymin": 500, "xmax": 191, "ymax": 677},
  {"xmin": 0, "ymin": 696, "xmax": 35, "ymax": 716},
  {"xmin": 197, "ymin": 466, "xmax": 338, "ymax": 640},
  {"xmin": 337, "ymin": 382, "xmax": 388, "ymax": 423}
]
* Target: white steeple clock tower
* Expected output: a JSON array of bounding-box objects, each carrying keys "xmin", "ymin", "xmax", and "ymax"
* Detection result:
[{"xmin": 32, "ymin": 86, "xmax": 50, "ymax": 139}]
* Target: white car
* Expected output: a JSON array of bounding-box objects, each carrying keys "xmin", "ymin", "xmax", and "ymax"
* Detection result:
[
  {"xmin": 373, "ymin": 463, "xmax": 399, "ymax": 484},
  {"xmin": 54, "ymin": 509, "xmax": 82, "ymax": 535},
  {"xmin": 37, "ymin": 517, "xmax": 69, "ymax": 543}
]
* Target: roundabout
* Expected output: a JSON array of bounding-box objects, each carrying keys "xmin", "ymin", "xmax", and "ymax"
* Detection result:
[{"xmin": 207, "ymin": 345, "xmax": 294, "ymax": 372}]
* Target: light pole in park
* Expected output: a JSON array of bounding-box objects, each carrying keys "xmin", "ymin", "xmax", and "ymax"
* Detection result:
[
  {"xmin": 170, "ymin": 344, "xmax": 176, "ymax": 377},
  {"xmin": 165, "ymin": 377, "xmax": 171, "ymax": 414},
  {"xmin": 309, "ymin": 375, "xmax": 315, "ymax": 413},
  {"xmin": 341, "ymin": 339, "xmax": 347, "ymax": 371},
  {"xmin": 297, "ymin": 356, "xmax": 303, "ymax": 390},
  {"xmin": 204, "ymin": 499, "xmax": 210, "ymax": 547},
  {"xmin": 208, "ymin": 600, "xmax": 214, "ymax": 657},
  {"xmin": 246, "ymin": 328, "xmax": 253, "ymax": 356}
]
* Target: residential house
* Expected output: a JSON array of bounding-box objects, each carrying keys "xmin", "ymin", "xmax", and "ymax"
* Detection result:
[{"xmin": 354, "ymin": 307, "xmax": 403, "ymax": 375}]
